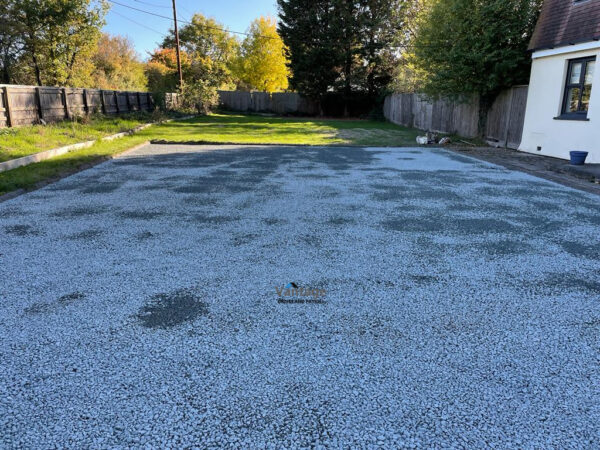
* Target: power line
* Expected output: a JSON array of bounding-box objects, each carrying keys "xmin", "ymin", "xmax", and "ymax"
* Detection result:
[
  {"xmin": 131, "ymin": 0, "xmax": 171, "ymax": 9},
  {"xmin": 179, "ymin": 4, "xmax": 196, "ymax": 19},
  {"xmin": 109, "ymin": 1, "xmax": 438, "ymax": 51},
  {"xmin": 107, "ymin": 0, "xmax": 278, "ymax": 39},
  {"xmin": 132, "ymin": 0, "xmax": 192, "ymax": 22},
  {"xmin": 110, "ymin": 9, "xmax": 168, "ymax": 37}
]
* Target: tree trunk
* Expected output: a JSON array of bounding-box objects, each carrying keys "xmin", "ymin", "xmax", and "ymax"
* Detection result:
[
  {"xmin": 65, "ymin": 51, "xmax": 77, "ymax": 85},
  {"xmin": 343, "ymin": 53, "xmax": 352, "ymax": 118},
  {"xmin": 32, "ymin": 53, "xmax": 42, "ymax": 86},
  {"xmin": 1, "ymin": 55, "xmax": 10, "ymax": 84}
]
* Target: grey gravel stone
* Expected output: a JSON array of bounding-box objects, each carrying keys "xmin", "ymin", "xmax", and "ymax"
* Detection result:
[{"xmin": 0, "ymin": 144, "xmax": 599, "ymax": 447}]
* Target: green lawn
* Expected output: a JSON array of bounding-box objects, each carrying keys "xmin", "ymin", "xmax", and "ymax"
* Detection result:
[
  {"xmin": 0, "ymin": 113, "xmax": 421, "ymax": 196},
  {"xmin": 145, "ymin": 113, "xmax": 420, "ymax": 147},
  {"xmin": 0, "ymin": 111, "xmax": 161, "ymax": 162},
  {"xmin": 0, "ymin": 135, "xmax": 150, "ymax": 196}
]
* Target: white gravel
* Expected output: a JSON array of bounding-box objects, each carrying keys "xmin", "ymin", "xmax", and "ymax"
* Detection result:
[{"xmin": 1, "ymin": 144, "xmax": 599, "ymax": 448}]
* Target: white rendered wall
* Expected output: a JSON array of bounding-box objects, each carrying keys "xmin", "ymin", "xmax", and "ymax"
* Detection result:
[{"xmin": 520, "ymin": 43, "xmax": 600, "ymax": 163}]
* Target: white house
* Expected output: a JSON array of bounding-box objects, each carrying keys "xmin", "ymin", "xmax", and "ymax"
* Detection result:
[{"xmin": 520, "ymin": 0, "xmax": 600, "ymax": 163}]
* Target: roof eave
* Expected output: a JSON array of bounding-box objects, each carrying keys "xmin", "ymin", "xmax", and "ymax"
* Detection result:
[{"xmin": 529, "ymin": 35, "xmax": 600, "ymax": 54}]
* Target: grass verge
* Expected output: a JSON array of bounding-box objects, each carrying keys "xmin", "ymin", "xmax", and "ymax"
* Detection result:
[
  {"xmin": 0, "ymin": 135, "xmax": 149, "ymax": 197},
  {"xmin": 0, "ymin": 111, "xmax": 162, "ymax": 162}
]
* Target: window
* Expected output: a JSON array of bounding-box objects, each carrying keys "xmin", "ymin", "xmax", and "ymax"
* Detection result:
[{"xmin": 561, "ymin": 56, "xmax": 595, "ymax": 119}]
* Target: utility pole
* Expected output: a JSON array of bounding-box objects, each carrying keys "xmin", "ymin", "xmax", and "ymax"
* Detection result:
[{"xmin": 171, "ymin": 0, "xmax": 184, "ymax": 90}]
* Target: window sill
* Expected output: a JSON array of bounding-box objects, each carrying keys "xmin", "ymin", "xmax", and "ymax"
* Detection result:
[{"xmin": 553, "ymin": 115, "xmax": 590, "ymax": 121}]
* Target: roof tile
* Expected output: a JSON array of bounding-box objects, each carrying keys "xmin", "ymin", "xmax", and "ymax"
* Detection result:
[{"xmin": 529, "ymin": 0, "xmax": 600, "ymax": 51}]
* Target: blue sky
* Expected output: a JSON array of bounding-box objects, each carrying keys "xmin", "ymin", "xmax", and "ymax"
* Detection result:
[{"xmin": 103, "ymin": 0, "xmax": 278, "ymax": 59}]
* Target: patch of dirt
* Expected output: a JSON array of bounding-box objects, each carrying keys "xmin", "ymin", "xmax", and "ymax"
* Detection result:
[{"xmin": 137, "ymin": 289, "xmax": 208, "ymax": 329}]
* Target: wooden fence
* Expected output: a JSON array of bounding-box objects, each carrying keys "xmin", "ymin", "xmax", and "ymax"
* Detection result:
[
  {"xmin": 484, "ymin": 86, "xmax": 529, "ymax": 149},
  {"xmin": 218, "ymin": 91, "xmax": 318, "ymax": 115},
  {"xmin": 0, "ymin": 84, "xmax": 155, "ymax": 128},
  {"xmin": 383, "ymin": 86, "xmax": 528, "ymax": 148}
]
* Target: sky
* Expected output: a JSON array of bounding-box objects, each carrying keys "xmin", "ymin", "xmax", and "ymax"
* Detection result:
[{"xmin": 103, "ymin": 0, "xmax": 278, "ymax": 59}]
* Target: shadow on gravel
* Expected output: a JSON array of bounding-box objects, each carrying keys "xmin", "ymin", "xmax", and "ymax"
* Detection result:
[
  {"xmin": 24, "ymin": 292, "xmax": 86, "ymax": 315},
  {"xmin": 4, "ymin": 224, "xmax": 41, "ymax": 236},
  {"xmin": 137, "ymin": 289, "xmax": 208, "ymax": 329}
]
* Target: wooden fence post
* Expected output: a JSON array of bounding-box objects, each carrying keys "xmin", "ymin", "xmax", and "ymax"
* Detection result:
[
  {"xmin": 83, "ymin": 89, "xmax": 90, "ymax": 115},
  {"xmin": 3, "ymin": 87, "xmax": 13, "ymax": 127},
  {"xmin": 62, "ymin": 87, "xmax": 71, "ymax": 120},
  {"xmin": 125, "ymin": 91, "xmax": 131, "ymax": 112},
  {"xmin": 137, "ymin": 92, "xmax": 142, "ymax": 111},
  {"xmin": 114, "ymin": 91, "xmax": 120, "ymax": 114},
  {"xmin": 35, "ymin": 87, "xmax": 44, "ymax": 122},
  {"xmin": 100, "ymin": 90, "xmax": 106, "ymax": 114}
]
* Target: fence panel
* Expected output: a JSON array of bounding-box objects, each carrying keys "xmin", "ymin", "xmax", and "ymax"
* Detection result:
[
  {"xmin": 103, "ymin": 91, "xmax": 118, "ymax": 115},
  {"xmin": 452, "ymin": 98, "xmax": 480, "ymax": 138},
  {"xmin": 66, "ymin": 88, "xmax": 86, "ymax": 117},
  {"xmin": 271, "ymin": 92, "xmax": 296, "ymax": 114},
  {"xmin": 86, "ymin": 89, "xmax": 103, "ymax": 114},
  {"xmin": 384, "ymin": 88, "xmax": 527, "ymax": 146},
  {"xmin": 138, "ymin": 92, "xmax": 149, "ymax": 111},
  {"xmin": 128, "ymin": 92, "xmax": 139, "ymax": 111},
  {"xmin": 485, "ymin": 86, "xmax": 528, "ymax": 148},
  {"xmin": 0, "ymin": 84, "xmax": 155, "ymax": 127},
  {"xmin": 117, "ymin": 91, "xmax": 129, "ymax": 113},
  {"xmin": 486, "ymin": 89, "xmax": 510, "ymax": 142},
  {"xmin": 506, "ymin": 86, "xmax": 528, "ymax": 149},
  {"xmin": 218, "ymin": 91, "xmax": 317, "ymax": 115},
  {"xmin": 9, "ymin": 86, "xmax": 40, "ymax": 126},
  {"xmin": 251, "ymin": 92, "xmax": 270, "ymax": 111}
]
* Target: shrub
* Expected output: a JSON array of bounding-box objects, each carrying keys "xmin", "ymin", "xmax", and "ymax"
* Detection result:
[{"xmin": 180, "ymin": 81, "xmax": 219, "ymax": 115}]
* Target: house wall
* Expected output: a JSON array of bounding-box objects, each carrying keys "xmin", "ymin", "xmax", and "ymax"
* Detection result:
[{"xmin": 520, "ymin": 43, "xmax": 600, "ymax": 163}]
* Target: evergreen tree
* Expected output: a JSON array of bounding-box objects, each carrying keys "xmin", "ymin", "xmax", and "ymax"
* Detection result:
[
  {"xmin": 277, "ymin": 0, "xmax": 340, "ymax": 113},
  {"xmin": 277, "ymin": 0, "xmax": 405, "ymax": 115}
]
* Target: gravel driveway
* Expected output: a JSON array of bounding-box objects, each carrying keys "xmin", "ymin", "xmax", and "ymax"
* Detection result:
[{"xmin": 1, "ymin": 144, "xmax": 599, "ymax": 447}]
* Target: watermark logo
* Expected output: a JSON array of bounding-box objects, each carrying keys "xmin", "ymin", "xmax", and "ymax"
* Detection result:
[{"xmin": 276, "ymin": 282, "xmax": 326, "ymax": 304}]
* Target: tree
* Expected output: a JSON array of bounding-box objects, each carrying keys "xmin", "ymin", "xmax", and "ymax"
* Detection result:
[
  {"xmin": 410, "ymin": 0, "xmax": 542, "ymax": 131},
  {"xmin": 278, "ymin": 0, "xmax": 347, "ymax": 112},
  {"xmin": 161, "ymin": 13, "xmax": 239, "ymax": 90},
  {"xmin": 356, "ymin": 0, "xmax": 406, "ymax": 97},
  {"xmin": 14, "ymin": 0, "xmax": 106, "ymax": 86},
  {"xmin": 146, "ymin": 47, "xmax": 191, "ymax": 94},
  {"xmin": 0, "ymin": 0, "xmax": 24, "ymax": 83},
  {"xmin": 388, "ymin": 0, "xmax": 431, "ymax": 94},
  {"xmin": 277, "ymin": 0, "xmax": 405, "ymax": 115},
  {"xmin": 90, "ymin": 33, "xmax": 147, "ymax": 90},
  {"xmin": 234, "ymin": 16, "xmax": 289, "ymax": 93}
]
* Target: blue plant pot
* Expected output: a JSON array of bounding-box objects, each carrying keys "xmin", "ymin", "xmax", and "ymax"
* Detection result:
[{"xmin": 570, "ymin": 151, "xmax": 588, "ymax": 165}]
